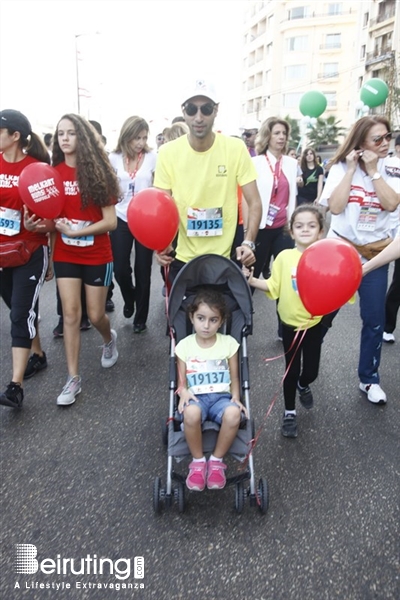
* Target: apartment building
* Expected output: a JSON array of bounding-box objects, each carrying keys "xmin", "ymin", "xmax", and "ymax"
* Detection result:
[{"xmin": 241, "ymin": 0, "xmax": 399, "ymax": 132}]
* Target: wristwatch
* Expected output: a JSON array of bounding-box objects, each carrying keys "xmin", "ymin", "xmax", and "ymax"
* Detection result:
[
  {"xmin": 241, "ymin": 240, "xmax": 256, "ymax": 252},
  {"xmin": 370, "ymin": 172, "xmax": 381, "ymax": 181}
]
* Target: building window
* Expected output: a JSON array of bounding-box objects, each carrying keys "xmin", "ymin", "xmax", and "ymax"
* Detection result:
[
  {"xmin": 284, "ymin": 64, "xmax": 307, "ymax": 79},
  {"xmin": 363, "ymin": 12, "xmax": 369, "ymax": 27},
  {"xmin": 322, "ymin": 62, "xmax": 339, "ymax": 78},
  {"xmin": 324, "ymin": 92, "xmax": 337, "ymax": 107},
  {"xmin": 327, "ymin": 3, "xmax": 343, "ymax": 16},
  {"xmin": 288, "ymin": 6, "xmax": 309, "ymax": 20},
  {"xmin": 325, "ymin": 33, "xmax": 341, "ymax": 49},
  {"xmin": 283, "ymin": 93, "xmax": 303, "ymax": 108},
  {"xmin": 360, "ymin": 45, "xmax": 366, "ymax": 59},
  {"xmin": 287, "ymin": 36, "xmax": 308, "ymax": 52}
]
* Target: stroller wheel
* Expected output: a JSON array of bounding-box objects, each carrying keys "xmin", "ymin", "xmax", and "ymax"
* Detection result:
[
  {"xmin": 257, "ymin": 477, "xmax": 269, "ymax": 514},
  {"xmin": 175, "ymin": 483, "xmax": 186, "ymax": 513},
  {"xmin": 235, "ymin": 481, "xmax": 245, "ymax": 514},
  {"xmin": 161, "ymin": 417, "xmax": 168, "ymax": 446},
  {"xmin": 153, "ymin": 477, "xmax": 162, "ymax": 513}
]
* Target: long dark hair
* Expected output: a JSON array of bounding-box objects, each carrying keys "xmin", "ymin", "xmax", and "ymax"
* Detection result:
[
  {"xmin": 4, "ymin": 128, "xmax": 50, "ymax": 164},
  {"xmin": 52, "ymin": 113, "xmax": 121, "ymax": 208}
]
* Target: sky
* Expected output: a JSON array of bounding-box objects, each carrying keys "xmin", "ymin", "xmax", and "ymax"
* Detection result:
[{"xmin": 0, "ymin": 0, "xmax": 247, "ymax": 144}]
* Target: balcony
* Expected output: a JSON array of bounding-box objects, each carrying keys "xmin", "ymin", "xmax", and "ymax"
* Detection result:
[
  {"xmin": 370, "ymin": 11, "xmax": 396, "ymax": 27},
  {"xmin": 317, "ymin": 72, "xmax": 339, "ymax": 80},
  {"xmin": 319, "ymin": 43, "xmax": 341, "ymax": 50},
  {"xmin": 365, "ymin": 47, "xmax": 394, "ymax": 66}
]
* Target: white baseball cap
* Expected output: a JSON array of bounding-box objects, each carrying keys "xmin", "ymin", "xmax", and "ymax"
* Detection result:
[
  {"xmin": 182, "ymin": 78, "xmax": 218, "ymax": 105},
  {"xmin": 240, "ymin": 120, "xmax": 261, "ymax": 131}
]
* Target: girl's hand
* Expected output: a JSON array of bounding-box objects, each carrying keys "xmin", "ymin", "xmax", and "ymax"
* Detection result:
[
  {"xmin": 23, "ymin": 206, "xmax": 47, "ymax": 232},
  {"xmin": 45, "ymin": 261, "xmax": 54, "ymax": 281},
  {"xmin": 55, "ymin": 218, "xmax": 74, "ymax": 236},
  {"xmin": 177, "ymin": 389, "xmax": 198, "ymax": 413},
  {"xmin": 231, "ymin": 397, "xmax": 249, "ymax": 419},
  {"xmin": 242, "ymin": 265, "xmax": 254, "ymax": 284}
]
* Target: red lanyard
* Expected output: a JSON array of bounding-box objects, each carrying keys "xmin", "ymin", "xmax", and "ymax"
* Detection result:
[
  {"xmin": 265, "ymin": 153, "xmax": 282, "ymax": 196},
  {"xmin": 125, "ymin": 152, "xmax": 143, "ymax": 180}
]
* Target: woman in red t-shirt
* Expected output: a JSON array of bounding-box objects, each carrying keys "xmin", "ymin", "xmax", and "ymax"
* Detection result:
[
  {"xmin": 0, "ymin": 109, "xmax": 51, "ymax": 409},
  {"xmin": 51, "ymin": 114, "xmax": 121, "ymax": 406}
]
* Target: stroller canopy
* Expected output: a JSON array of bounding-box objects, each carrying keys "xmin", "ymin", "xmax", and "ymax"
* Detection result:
[{"xmin": 167, "ymin": 255, "xmax": 253, "ymax": 342}]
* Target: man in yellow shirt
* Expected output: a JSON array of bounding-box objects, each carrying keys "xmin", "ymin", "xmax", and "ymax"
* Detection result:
[{"xmin": 154, "ymin": 78, "xmax": 262, "ymax": 280}]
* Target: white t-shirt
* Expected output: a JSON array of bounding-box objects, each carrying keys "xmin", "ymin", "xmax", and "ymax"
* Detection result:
[
  {"xmin": 109, "ymin": 151, "xmax": 157, "ymax": 222},
  {"xmin": 320, "ymin": 157, "xmax": 400, "ymax": 247}
]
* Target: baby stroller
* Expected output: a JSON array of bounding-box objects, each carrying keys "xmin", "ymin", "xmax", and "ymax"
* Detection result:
[{"xmin": 153, "ymin": 254, "xmax": 268, "ymax": 514}]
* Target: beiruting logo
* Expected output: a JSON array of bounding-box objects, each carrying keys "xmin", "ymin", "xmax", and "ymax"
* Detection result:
[{"xmin": 14, "ymin": 545, "xmax": 144, "ymax": 581}]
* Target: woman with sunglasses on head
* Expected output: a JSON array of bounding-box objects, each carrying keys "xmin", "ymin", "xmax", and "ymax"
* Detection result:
[
  {"xmin": 319, "ymin": 116, "xmax": 400, "ymax": 405},
  {"xmin": 251, "ymin": 117, "xmax": 302, "ymax": 338},
  {"xmin": 109, "ymin": 116, "xmax": 157, "ymax": 333}
]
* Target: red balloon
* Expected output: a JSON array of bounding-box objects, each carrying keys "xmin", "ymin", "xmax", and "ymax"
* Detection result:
[
  {"xmin": 297, "ymin": 238, "xmax": 362, "ymax": 316},
  {"xmin": 18, "ymin": 163, "xmax": 65, "ymax": 219},
  {"xmin": 127, "ymin": 188, "xmax": 179, "ymax": 251}
]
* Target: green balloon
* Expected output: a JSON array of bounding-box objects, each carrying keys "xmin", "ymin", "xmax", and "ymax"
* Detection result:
[
  {"xmin": 360, "ymin": 78, "xmax": 389, "ymax": 108},
  {"xmin": 299, "ymin": 91, "xmax": 327, "ymax": 118}
]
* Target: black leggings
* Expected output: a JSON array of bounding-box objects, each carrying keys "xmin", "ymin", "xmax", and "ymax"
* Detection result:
[
  {"xmin": 110, "ymin": 217, "xmax": 153, "ymax": 325},
  {"xmin": 0, "ymin": 246, "xmax": 48, "ymax": 348},
  {"xmin": 282, "ymin": 322, "xmax": 323, "ymax": 411}
]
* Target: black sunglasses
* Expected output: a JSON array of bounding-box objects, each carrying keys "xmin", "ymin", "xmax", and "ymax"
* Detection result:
[
  {"xmin": 372, "ymin": 132, "xmax": 392, "ymax": 146},
  {"xmin": 242, "ymin": 131, "xmax": 257, "ymax": 138},
  {"xmin": 183, "ymin": 102, "xmax": 215, "ymax": 117}
]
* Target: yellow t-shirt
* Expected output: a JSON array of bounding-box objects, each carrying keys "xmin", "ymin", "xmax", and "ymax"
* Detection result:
[
  {"xmin": 154, "ymin": 133, "xmax": 257, "ymax": 263},
  {"xmin": 266, "ymin": 248, "xmax": 322, "ymax": 329},
  {"xmin": 175, "ymin": 333, "xmax": 239, "ymax": 395}
]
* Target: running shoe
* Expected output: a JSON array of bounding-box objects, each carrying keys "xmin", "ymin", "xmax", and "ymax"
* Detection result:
[
  {"xmin": 207, "ymin": 460, "xmax": 227, "ymax": 490},
  {"xmin": 101, "ymin": 330, "xmax": 118, "ymax": 368},
  {"xmin": 186, "ymin": 461, "xmax": 207, "ymax": 491},
  {"xmin": 57, "ymin": 376, "xmax": 82, "ymax": 406},
  {"xmin": 0, "ymin": 382, "xmax": 24, "ymax": 409},
  {"xmin": 24, "ymin": 352, "xmax": 47, "ymax": 380},
  {"xmin": 359, "ymin": 383, "xmax": 387, "ymax": 405}
]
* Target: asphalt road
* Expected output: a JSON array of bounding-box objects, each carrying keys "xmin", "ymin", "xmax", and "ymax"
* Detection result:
[{"xmin": 1, "ymin": 258, "xmax": 399, "ymax": 600}]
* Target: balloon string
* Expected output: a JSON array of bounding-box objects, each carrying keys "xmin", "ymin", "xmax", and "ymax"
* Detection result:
[{"xmin": 240, "ymin": 323, "xmax": 311, "ymax": 470}]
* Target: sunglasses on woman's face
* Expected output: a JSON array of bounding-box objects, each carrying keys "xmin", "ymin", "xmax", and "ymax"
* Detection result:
[
  {"xmin": 372, "ymin": 132, "xmax": 392, "ymax": 146},
  {"xmin": 183, "ymin": 102, "xmax": 215, "ymax": 117}
]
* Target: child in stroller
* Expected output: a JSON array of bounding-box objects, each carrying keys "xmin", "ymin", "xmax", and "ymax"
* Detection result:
[
  {"xmin": 175, "ymin": 288, "xmax": 248, "ymax": 491},
  {"xmin": 153, "ymin": 254, "xmax": 268, "ymax": 514}
]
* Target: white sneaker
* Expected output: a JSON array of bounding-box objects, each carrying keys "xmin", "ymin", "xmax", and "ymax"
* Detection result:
[
  {"xmin": 359, "ymin": 383, "xmax": 387, "ymax": 405},
  {"xmin": 57, "ymin": 376, "xmax": 81, "ymax": 405},
  {"xmin": 382, "ymin": 331, "xmax": 395, "ymax": 343},
  {"xmin": 101, "ymin": 329, "xmax": 118, "ymax": 368}
]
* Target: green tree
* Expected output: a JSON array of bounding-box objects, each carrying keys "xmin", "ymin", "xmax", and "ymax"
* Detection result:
[
  {"xmin": 307, "ymin": 116, "xmax": 346, "ymax": 148},
  {"xmin": 284, "ymin": 115, "xmax": 301, "ymax": 149}
]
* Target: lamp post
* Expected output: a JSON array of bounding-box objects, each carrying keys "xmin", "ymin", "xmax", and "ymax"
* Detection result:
[{"xmin": 74, "ymin": 31, "xmax": 101, "ymax": 116}]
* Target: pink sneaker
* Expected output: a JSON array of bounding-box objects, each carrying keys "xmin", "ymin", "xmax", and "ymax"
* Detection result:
[
  {"xmin": 207, "ymin": 460, "xmax": 227, "ymax": 490},
  {"xmin": 186, "ymin": 461, "xmax": 207, "ymax": 491}
]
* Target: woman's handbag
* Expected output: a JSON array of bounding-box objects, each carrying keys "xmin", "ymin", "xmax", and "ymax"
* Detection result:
[
  {"xmin": 0, "ymin": 239, "xmax": 41, "ymax": 268},
  {"xmin": 332, "ymin": 231, "xmax": 392, "ymax": 261}
]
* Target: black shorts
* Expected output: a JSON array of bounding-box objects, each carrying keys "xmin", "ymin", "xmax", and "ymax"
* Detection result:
[{"xmin": 53, "ymin": 262, "xmax": 113, "ymax": 287}]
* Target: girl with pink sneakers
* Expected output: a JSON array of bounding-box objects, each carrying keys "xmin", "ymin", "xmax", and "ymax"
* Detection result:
[{"xmin": 175, "ymin": 289, "xmax": 248, "ymax": 491}]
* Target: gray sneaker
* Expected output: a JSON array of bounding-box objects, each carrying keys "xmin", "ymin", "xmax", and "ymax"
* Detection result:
[
  {"xmin": 281, "ymin": 413, "xmax": 298, "ymax": 438},
  {"xmin": 57, "ymin": 376, "xmax": 81, "ymax": 406},
  {"xmin": 101, "ymin": 329, "xmax": 118, "ymax": 368}
]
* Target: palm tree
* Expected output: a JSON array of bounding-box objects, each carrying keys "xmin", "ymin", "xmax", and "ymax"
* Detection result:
[
  {"xmin": 307, "ymin": 116, "xmax": 346, "ymax": 148},
  {"xmin": 284, "ymin": 115, "xmax": 301, "ymax": 149}
]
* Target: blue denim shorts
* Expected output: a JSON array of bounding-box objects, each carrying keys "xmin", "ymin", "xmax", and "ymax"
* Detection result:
[{"xmin": 180, "ymin": 393, "xmax": 240, "ymax": 425}]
